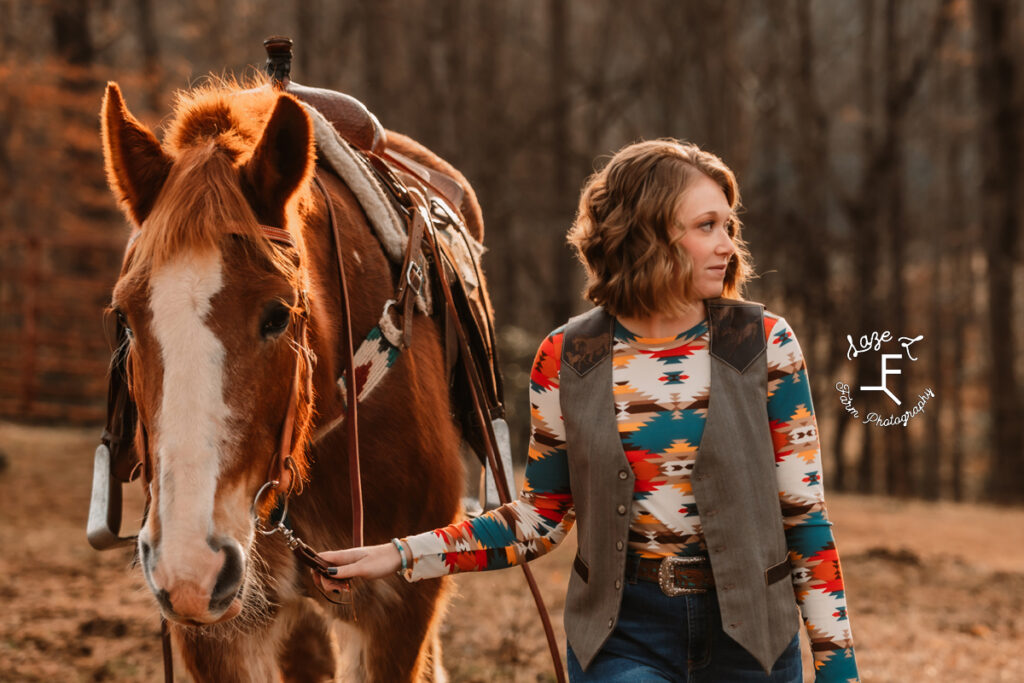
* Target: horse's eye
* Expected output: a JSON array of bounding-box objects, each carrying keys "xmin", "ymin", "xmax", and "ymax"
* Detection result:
[
  {"xmin": 115, "ymin": 309, "xmax": 134, "ymax": 339},
  {"xmin": 260, "ymin": 303, "xmax": 291, "ymax": 339}
]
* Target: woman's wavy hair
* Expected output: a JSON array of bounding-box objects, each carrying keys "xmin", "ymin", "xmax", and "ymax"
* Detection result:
[{"xmin": 567, "ymin": 139, "xmax": 753, "ymax": 318}]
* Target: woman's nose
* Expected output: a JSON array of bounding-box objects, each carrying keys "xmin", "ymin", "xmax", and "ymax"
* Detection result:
[{"xmin": 716, "ymin": 232, "xmax": 735, "ymax": 255}]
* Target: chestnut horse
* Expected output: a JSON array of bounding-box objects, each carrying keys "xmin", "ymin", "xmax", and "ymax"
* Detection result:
[{"xmin": 100, "ymin": 79, "xmax": 478, "ymax": 681}]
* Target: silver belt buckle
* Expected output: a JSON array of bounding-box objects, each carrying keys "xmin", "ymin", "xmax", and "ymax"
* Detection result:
[{"xmin": 658, "ymin": 556, "xmax": 709, "ymax": 597}]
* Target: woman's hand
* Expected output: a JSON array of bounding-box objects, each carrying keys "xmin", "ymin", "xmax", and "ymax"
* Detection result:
[{"xmin": 312, "ymin": 543, "xmax": 404, "ymax": 593}]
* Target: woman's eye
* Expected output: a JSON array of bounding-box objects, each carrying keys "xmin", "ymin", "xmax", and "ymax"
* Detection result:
[
  {"xmin": 700, "ymin": 221, "xmax": 715, "ymax": 232},
  {"xmin": 260, "ymin": 304, "xmax": 291, "ymax": 338}
]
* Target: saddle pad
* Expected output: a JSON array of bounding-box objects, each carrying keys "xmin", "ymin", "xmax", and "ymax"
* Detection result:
[
  {"xmin": 301, "ymin": 105, "xmax": 428, "ymax": 316},
  {"xmin": 303, "ymin": 104, "xmax": 408, "ymax": 264}
]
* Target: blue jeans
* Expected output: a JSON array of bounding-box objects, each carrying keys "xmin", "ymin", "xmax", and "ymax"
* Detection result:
[{"xmin": 566, "ymin": 580, "xmax": 801, "ymax": 682}]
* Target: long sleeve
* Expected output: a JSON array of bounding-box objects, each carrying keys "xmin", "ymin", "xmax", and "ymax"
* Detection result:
[
  {"xmin": 766, "ymin": 316, "xmax": 860, "ymax": 682},
  {"xmin": 403, "ymin": 329, "xmax": 576, "ymax": 581}
]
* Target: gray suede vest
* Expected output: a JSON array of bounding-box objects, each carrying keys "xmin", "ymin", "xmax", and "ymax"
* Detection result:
[{"xmin": 559, "ymin": 298, "xmax": 799, "ymax": 674}]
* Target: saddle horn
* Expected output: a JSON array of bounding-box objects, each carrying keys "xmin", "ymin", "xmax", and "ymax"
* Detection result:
[
  {"xmin": 264, "ymin": 36, "xmax": 293, "ymax": 87},
  {"xmin": 263, "ymin": 35, "xmax": 386, "ymax": 153}
]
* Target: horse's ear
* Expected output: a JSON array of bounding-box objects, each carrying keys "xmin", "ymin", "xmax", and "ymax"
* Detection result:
[
  {"xmin": 241, "ymin": 94, "xmax": 313, "ymax": 227},
  {"xmin": 101, "ymin": 82, "xmax": 173, "ymax": 226}
]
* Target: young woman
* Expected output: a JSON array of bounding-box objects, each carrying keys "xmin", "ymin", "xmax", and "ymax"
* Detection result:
[{"xmin": 316, "ymin": 139, "xmax": 860, "ymax": 682}]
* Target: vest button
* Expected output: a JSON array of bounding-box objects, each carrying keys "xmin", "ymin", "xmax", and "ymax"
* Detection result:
[
  {"xmin": 705, "ymin": 509, "xmax": 716, "ymax": 517},
  {"xmin": 728, "ymin": 622, "xmax": 741, "ymax": 629},
  {"xmin": 614, "ymin": 579, "xmax": 622, "ymax": 590},
  {"xmin": 616, "ymin": 540, "xmax": 624, "ymax": 551},
  {"xmin": 608, "ymin": 618, "xmax": 614, "ymax": 629},
  {"xmin": 618, "ymin": 469, "xmax": 628, "ymax": 480},
  {"xmin": 617, "ymin": 504, "xmax": 627, "ymax": 515},
  {"xmin": 714, "ymin": 545, "xmax": 726, "ymax": 553}
]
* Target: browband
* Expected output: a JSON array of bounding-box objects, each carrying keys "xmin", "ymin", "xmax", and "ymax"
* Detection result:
[{"xmin": 125, "ymin": 224, "xmax": 295, "ymax": 251}]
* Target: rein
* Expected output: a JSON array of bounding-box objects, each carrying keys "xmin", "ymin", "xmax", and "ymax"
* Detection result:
[{"xmin": 250, "ymin": 174, "xmax": 365, "ymax": 594}]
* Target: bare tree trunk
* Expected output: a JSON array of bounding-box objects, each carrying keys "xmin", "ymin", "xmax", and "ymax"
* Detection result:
[
  {"xmin": 791, "ymin": 0, "xmax": 835, "ymax": 410},
  {"xmin": 950, "ymin": 49, "xmax": 972, "ymax": 501},
  {"xmin": 548, "ymin": 0, "xmax": 575, "ymax": 325},
  {"xmin": 473, "ymin": 3, "xmax": 516, "ymax": 324},
  {"xmin": 134, "ymin": 0, "xmax": 162, "ymax": 112},
  {"xmin": 440, "ymin": 0, "xmax": 466, "ymax": 159},
  {"xmin": 882, "ymin": 0, "xmax": 911, "ymax": 497},
  {"xmin": 925, "ymin": 21, "xmax": 970, "ymax": 500},
  {"xmin": 51, "ymin": 0, "xmax": 94, "ymax": 67},
  {"xmin": 294, "ymin": 0, "xmax": 316, "ymax": 84},
  {"xmin": 361, "ymin": 0, "xmax": 389, "ymax": 110},
  {"xmin": 973, "ymin": 0, "xmax": 1024, "ymax": 502},
  {"xmin": 418, "ymin": 2, "xmax": 444, "ymax": 147},
  {"xmin": 950, "ymin": 243, "xmax": 969, "ymax": 501},
  {"xmin": 854, "ymin": 0, "xmax": 881, "ymax": 494}
]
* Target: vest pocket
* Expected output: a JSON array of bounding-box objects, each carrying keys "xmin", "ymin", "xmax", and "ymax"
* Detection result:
[
  {"xmin": 573, "ymin": 551, "xmax": 590, "ymax": 584},
  {"xmin": 765, "ymin": 556, "xmax": 792, "ymax": 585}
]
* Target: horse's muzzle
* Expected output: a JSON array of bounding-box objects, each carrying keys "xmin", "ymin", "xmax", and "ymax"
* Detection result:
[{"xmin": 144, "ymin": 535, "xmax": 246, "ymax": 624}]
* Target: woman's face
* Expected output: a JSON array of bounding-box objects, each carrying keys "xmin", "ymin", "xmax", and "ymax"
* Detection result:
[{"xmin": 673, "ymin": 174, "xmax": 737, "ymax": 301}]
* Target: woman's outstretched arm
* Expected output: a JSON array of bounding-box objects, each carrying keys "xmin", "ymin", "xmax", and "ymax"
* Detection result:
[{"xmin": 317, "ymin": 328, "xmax": 575, "ymax": 587}]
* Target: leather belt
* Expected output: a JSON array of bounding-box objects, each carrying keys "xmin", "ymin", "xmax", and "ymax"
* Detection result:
[{"xmin": 625, "ymin": 555, "xmax": 715, "ymax": 596}]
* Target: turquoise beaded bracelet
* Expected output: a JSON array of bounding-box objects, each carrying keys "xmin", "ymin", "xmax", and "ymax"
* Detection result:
[{"xmin": 391, "ymin": 537, "xmax": 408, "ymax": 573}]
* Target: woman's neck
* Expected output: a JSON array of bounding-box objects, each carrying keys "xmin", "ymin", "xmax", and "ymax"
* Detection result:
[{"xmin": 617, "ymin": 301, "xmax": 707, "ymax": 339}]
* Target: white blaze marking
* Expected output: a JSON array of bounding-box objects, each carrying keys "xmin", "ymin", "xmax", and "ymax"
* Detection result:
[{"xmin": 149, "ymin": 250, "xmax": 230, "ymax": 577}]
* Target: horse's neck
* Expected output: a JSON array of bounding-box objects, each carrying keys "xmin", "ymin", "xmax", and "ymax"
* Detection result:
[{"xmin": 302, "ymin": 172, "xmax": 402, "ymax": 433}]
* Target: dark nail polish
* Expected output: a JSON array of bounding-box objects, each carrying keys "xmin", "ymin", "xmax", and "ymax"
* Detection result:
[{"xmin": 327, "ymin": 567, "xmax": 338, "ymax": 575}]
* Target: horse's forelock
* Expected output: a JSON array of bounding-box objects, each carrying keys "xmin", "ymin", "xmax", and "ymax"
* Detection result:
[
  {"xmin": 128, "ymin": 87, "xmax": 312, "ymax": 278},
  {"xmin": 164, "ymin": 76, "xmax": 275, "ymax": 154}
]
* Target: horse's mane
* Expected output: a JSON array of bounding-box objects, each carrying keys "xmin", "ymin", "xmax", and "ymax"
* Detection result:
[{"xmin": 128, "ymin": 75, "xmax": 311, "ymax": 279}]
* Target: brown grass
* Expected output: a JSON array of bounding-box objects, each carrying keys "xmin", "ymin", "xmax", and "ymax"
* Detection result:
[{"xmin": 1, "ymin": 421, "xmax": 1022, "ymax": 682}]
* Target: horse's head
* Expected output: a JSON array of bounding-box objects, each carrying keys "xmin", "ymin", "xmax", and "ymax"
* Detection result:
[{"xmin": 101, "ymin": 82, "xmax": 317, "ymax": 625}]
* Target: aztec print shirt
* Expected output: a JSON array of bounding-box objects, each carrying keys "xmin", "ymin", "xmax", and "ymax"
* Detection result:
[{"xmin": 403, "ymin": 312, "xmax": 859, "ymax": 681}]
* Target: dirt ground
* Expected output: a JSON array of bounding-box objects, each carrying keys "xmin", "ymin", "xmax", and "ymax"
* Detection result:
[{"xmin": 1, "ymin": 422, "xmax": 1023, "ymax": 682}]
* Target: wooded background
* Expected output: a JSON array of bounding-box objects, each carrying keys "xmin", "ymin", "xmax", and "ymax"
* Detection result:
[{"xmin": 0, "ymin": 0, "xmax": 1021, "ymax": 503}]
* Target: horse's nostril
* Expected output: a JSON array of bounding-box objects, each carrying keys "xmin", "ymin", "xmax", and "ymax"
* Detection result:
[
  {"xmin": 210, "ymin": 541, "xmax": 244, "ymax": 611},
  {"xmin": 156, "ymin": 588, "xmax": 173, "ymax": 613},
  {"xmin": 139, "ymin": 538, "xmax": 153, "ymax": 569}
]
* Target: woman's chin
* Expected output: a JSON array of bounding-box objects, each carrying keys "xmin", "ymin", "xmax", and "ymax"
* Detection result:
[{"xmin": 698, "ymin": 283, "xmax": 726, "ymax": 300}]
